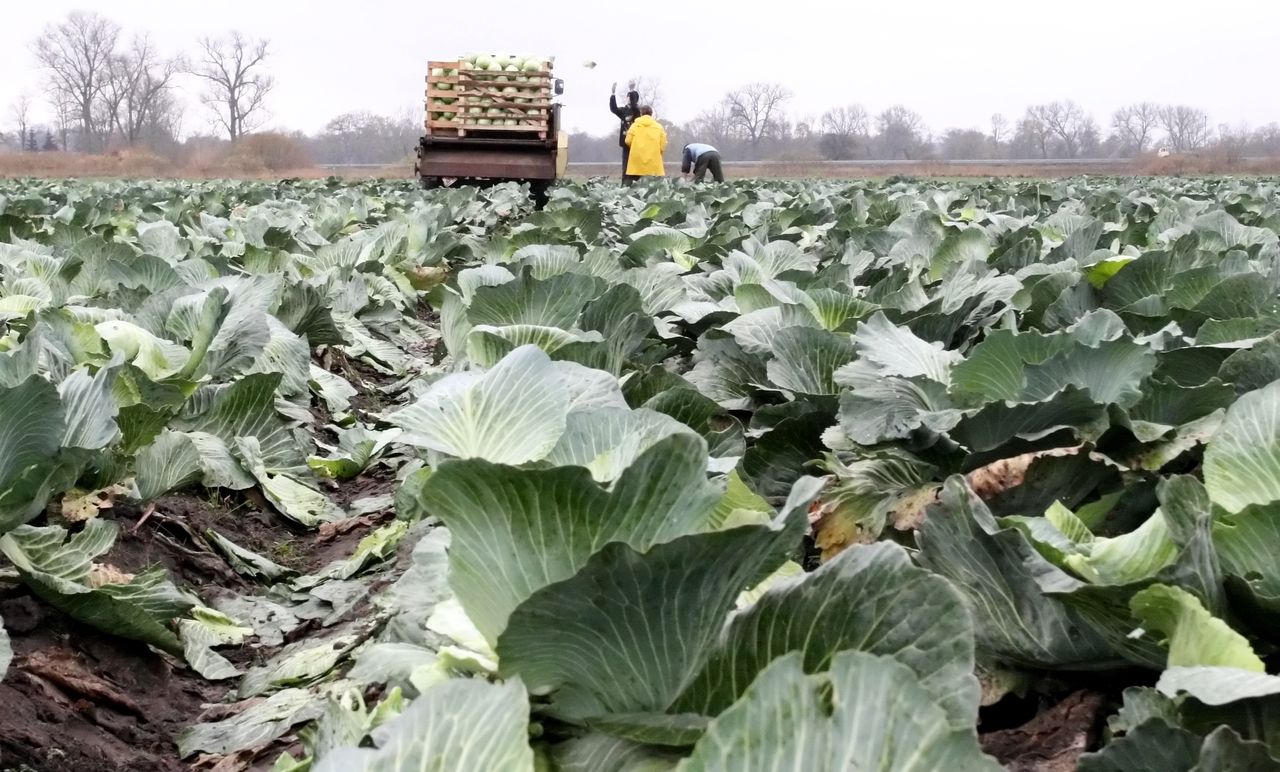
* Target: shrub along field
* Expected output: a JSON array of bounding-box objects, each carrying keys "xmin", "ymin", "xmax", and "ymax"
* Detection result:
[{"xmin": 0, "ymin": 176, "xmax": 1279, "ymax": 770}]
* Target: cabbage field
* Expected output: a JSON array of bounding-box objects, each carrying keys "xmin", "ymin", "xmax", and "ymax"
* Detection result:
[{"xmin": 2, "ymin": 176, "xmax": 1280, "ymax": 771}]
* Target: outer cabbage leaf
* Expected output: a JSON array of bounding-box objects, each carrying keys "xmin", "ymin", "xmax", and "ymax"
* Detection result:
[
  {"xmin": 0, "ymin": 520, "xmax": 190, "ymax": 655},
  {"xmin": 387, "ymin": 345, "xmax": 569, "ymax": 465},
  {"xmin": 418, "ymin": 434, "xmax": 719, "ymax": 643},
  {"xmin": 675, "ymin": 652, "xmax": 1000, "ymax": 772},
  {"xmin": 673, "ymin": 541, "xmax": 980, "ymax": 729},
  {"xmin": 495, "ymin": 505, "xmax": 805, "ymax": 719},
  {"xmin": 313, "ymin": 678, "xmax": 534, "ymax": 772},
  {"xmin": 1204, "ymin": 379, "xmax": 1280, "ymax": 513}
]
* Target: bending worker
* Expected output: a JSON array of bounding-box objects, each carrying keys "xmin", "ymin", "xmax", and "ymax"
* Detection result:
[
  {"xmin": 623, "ymin": 106, "xmax": 667, "ymax": 185},
  {"xmin": 609, "ymin": 81, "xmax": 641, "ymax": 176},
  {"xmin": 681, "ymin": 142, "xmax": 724, "ymax": 182}
]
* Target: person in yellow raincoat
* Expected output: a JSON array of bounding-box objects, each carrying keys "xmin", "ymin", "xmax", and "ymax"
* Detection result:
[{"xmin": 623, "ymin": 106, "xmax": 667, "ymax": 185}]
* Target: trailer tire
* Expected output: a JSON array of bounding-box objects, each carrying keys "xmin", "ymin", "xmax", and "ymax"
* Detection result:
[{"xmin": 530, "ymin": 181, "xmax": 550, "ymax": 210}]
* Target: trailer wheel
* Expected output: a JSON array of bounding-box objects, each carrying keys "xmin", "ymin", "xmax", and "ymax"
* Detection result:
[
  {"xmin": 530, "ymin": 181, "xmax": 550, "ymax": 210},
  {"xmin": 421, "ymin": 177, "xmax": 443, "ymax": 191}
]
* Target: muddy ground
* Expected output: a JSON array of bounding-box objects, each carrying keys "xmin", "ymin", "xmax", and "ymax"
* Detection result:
[{"xmin": 0, "ymin": 475, "xmax": 396, "ymax": 772}]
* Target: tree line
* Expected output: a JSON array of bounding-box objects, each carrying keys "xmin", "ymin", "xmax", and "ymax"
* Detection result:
[
  {"xmin": 8, "ymin": 12, "xmax": 1279, "ymax": 168},
  {"xmin": 4, "ymin": 11, "xmax": 274, "ymax": 154},
  {"xmin": 570, "ymin": 82, "xmax": 1280, "ymax": 164},
  {"xmin": 2, "ymin": 10, "xmax": 419, "ymax": 167}
]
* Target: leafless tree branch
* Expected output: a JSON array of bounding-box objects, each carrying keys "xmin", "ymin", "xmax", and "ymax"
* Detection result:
[
  {"xmin": 33, "ymin": 11, "xmax": 121, "ymax": 151},
  {"xmin": 1112, "ymin": 102, "xmax": 1162, "ymax": 154},
  {"xmin": 190, "ymin": 31, "xmax": 274, "ymax": 140},
  {"xmin": 724, "ymin": 82, "xmax": 792, "ymax": 144},
  {"xmin": 876, "ymin": 105, "xmax": 929, "ymax": 159},
  {"xmin": 10, "ymin": 95, "xmax": 33, "ymax": 151},
  {"xmin": 1160, "ymin": 105, "xmax": 1212, "ymax": 152}
]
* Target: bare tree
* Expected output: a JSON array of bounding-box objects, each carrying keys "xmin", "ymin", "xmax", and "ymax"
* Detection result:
[
  {"xmin": 990, "ymin": 113, "xmax": 1008, "ymax": 150},
  {"xmin": 1014, "ymin": 108, "xmax": 1051, "ymax": 158},
  {"xmin": 98, "ymin": 35, "xmax": 183, "ymax": 147},
  {"xmin": 627, "ymin": 76, "xmax": 664, "ymax": 114},
  {"xmin": 140, "ymin": 89, "xmax": 184, "ymax": 151},
  {"xmin": 312, "ymin": 109, "xmax": 419, "ymax": 165},
  {"xmin": 10, "ymin": 95, "xmax": 33, "ymax": 152},
  {"xmin": 1031, "ymin": 101, "xmax": 1096, "ymax": 158},
  {"xmin": 875, "ymin": 105, "xmax": 929, "ymax": 159},
  {"xmin": 821, "ymin": 105, "xmax": 869, "ymax": 138},
  {"xmin": 793, "ymin": 114, "xmax": 816, "ymax": 141},
  {"xmin": 1111, "ymin": 102, "xmax": 1161, "ymax": 155},
  {"xmin": 191, "ymin": 32, "xmax": 274, "ymax": 141},
  {"xmin": 1160, "ymin": 105, "xmax": 1211, "ymax": 152},
  {"xmin": 688, "ymin": 103, "xmax": 737, "ymax": 149},
  {"xmin": 52, "ymin": 96, "xmax": 77, "ymax": 152},
  {"xmin": 1251, "ymin": 123, "xmax": 1280, "ymax": 157},
  {"xmin": 724, "ymin": 82, "xmax": 792, "ymax": 145},
  {"xmin": 686, "ymin": 103, "xmax": 737, "ymax": 150},
  {"xmin": 33, "ymin": 11, "xmax": 121, "ymax": 151},
  {"xmin": 819, "ymin": 104, "xmax": 869, "ymax": 160},
  {"xmin": 1214, "ymin": 122, "xmax": 1251, "ymax": 168},
  {"xmin": 940, "ymin": 128, "xmax": 991, "ymax": 160}
]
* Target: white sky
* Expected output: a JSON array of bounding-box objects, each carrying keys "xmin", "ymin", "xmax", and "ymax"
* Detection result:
[{"xmin": 1, "ymin": 0, "xmax": 1277, "ymax": 138}]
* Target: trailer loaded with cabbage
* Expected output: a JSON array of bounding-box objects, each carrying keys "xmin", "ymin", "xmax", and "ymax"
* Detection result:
[{"xmin": 416, "ymin": 53, "xmax": 567, "ymax": 206}]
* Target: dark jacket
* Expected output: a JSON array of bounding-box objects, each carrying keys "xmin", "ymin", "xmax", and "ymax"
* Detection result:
[{"xmin": 609, "ymin": 90, "xmax": 641, "ymax": 147}]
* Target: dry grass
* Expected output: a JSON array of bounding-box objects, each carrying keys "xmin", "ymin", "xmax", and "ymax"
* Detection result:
[
  {"xmin": 0, "ymin": 134, "xmax": 414, "ymax": 181},
  {"xmin": 566, "ymin": 156, "xmax": 1280, "ymax": 180},
  {"xmin": 0, "ymin": 150, "xmax": 179, "ymax": 178},
  {"xmin": 1131, "ymin": 154, "xmax": 1280, "ymax": 175},
  {"xmin": 0, "ymin": 150, "xmax": 322, "ymax": 180},
  {"xmin": 4, "ymin": 151, "xmax": 1278, "ymax": 182}
]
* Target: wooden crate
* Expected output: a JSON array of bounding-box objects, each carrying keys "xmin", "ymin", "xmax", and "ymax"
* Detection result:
[{"xmin": 425, "ymin": 59, "xmax": 553, "ymax": 138}]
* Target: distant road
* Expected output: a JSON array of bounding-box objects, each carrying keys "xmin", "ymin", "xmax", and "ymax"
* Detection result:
[
  {"xmin": 566, "ymin": 158, "xmax": 1137, "ymax": 168},
  {"xmin": 316, "ymin": 158, "xmax": 1135, "ymax": 171},
  {"xmin": 317, "ymin": 156, "xmax": 1275, "ymax": 176}
]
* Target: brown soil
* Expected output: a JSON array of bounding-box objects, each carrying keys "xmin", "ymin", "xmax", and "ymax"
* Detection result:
[
  {"xmin": 112, "ymin": 493, "xmax": 299, "ymax": 586},
  {"xmin": 309, "ymin": 467, "xmax": 399, "ymax": 574},
  {"xmin": 0, "ymin": 479, "xmax": 391, "ymax": 772},
  {"xmin": 981, "ymin": 690, "xmax": 1106, "ymax": 771},
  {"xmin": 0, "ymin": 592, "xmax": 220, "ymax": 772},
  {"xmin": 314, "ymin": 349, "xmax": 403, "ymax": 419}
]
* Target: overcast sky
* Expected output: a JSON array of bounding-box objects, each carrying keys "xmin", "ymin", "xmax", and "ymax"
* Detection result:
[{"xmin": 1, "ymin": 0, "xmax": 1277, "ymax": 138}]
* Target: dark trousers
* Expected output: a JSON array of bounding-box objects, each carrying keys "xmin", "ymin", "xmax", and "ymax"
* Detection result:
[
  {"xmin": 693, "ymin": 150, "xmax": 724, "ymax": 182},
  {"xmin": 621, "ymin": 146, "xmax": 630, "ymax": 175}
]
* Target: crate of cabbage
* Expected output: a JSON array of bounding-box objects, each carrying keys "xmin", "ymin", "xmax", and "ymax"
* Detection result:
[{"xmin": 426, "ymin": 54, "xmax": 553, "ymax": 138}]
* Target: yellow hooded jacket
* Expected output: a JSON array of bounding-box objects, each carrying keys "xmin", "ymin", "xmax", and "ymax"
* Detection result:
[{"xmin": 625, "ymin": 115, "xmax": 668, "ymax": 176}]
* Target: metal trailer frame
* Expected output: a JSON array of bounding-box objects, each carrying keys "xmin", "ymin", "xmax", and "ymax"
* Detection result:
[{"xmin": 417, "ymin": 101, "xmax": 566, "ymax": 208}]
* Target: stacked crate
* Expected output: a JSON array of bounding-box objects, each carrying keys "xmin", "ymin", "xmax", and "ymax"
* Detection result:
[{"xmin": 425, "ymin": 58, "xmax": 554, "ymax": 140}]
